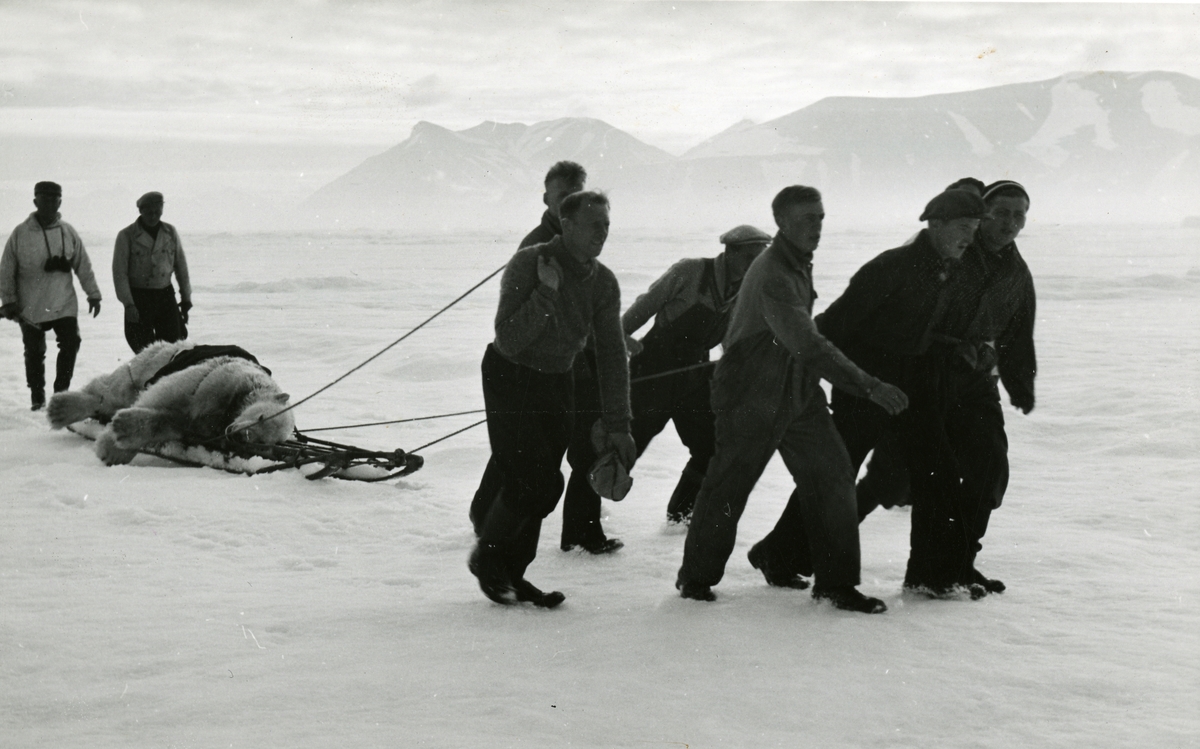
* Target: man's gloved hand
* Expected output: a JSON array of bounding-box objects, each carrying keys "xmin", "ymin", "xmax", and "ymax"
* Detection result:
[
  {"xmin": 537, "ymin": 255, "xmax": 563, "ymax": 291},
  {"xmin": 0, "ymin": 302, "xmax": 18, "ymax": 321},
  {"xmin": 589, "ymin": 420, "xmax": 638, "ymax": 469},
  {"xmin": 88, "ymin": 298, "xmax": 101, "ymax": 318},
  {"xmin": 868, "ymin": 381, "xmax": 908, "ymax": 416},
  {"xmin": 179, "ymin": 299, "xmax": 192, "ymax": 324},
  {"xmin": 124, "ymin": 305, "xmax": 140, "ymax": 324},
  {"xmin": 601, "ymin": 430, "xmax": 637, "ymax": 469},
  {"xmin": 625, "ymin": 335, "xmax": 644, "ymax": 357},
  {"xmin": 1011, "ymin": 394, "xmax": 1034, "ymax": 415}
]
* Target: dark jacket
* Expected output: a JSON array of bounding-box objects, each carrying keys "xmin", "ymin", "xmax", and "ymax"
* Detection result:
[
  {"xmin": 520, "ymin": 211, "xmax": 561, "ymax": 249},
  {"xmin": 966, "ymin": 241, "xmax": 1037, "ymax": 412},
  {"xmin": 817, "ymin": 230, "xmax": 1035, "ymax": 411}
]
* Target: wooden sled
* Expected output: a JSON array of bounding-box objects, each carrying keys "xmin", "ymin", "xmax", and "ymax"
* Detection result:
[{"xmin": 67, "ymin": 420, "xmax": 424, "ymax": 482}]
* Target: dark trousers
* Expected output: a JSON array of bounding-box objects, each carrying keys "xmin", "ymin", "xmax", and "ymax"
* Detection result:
[
  {"xmin": 469, "ymin": 352, "xmax": 608, "ymax": 549},
  {"xmin": 20, "ymin": 317, "xmax": 81, "ymax": 395},
  {"xmin": 474, "ymin": 345, "xmax": 574, "ymax": 579},
  {"xmin": 630, "ymin": 366, "xmax": 715, "ymax": 475},
  {"xmin": 903, "ymin": 369, "xmax": 1007, "ymax": 589},
  {"xmin": 125, "ymin": 286, "xmax": 184, "ymax": 353},
  {"xmin": 678, "ymin": 394, "xmax": 862, "ymax": 589},
  {"xmin": 561, "ymin": 353, "xmax": 607, "ymax": 547}
]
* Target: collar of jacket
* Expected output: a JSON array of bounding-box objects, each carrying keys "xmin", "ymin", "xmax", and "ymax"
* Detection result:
[
  {"xmin": 544, "ymin": 235, "xmax": 597, "ymax": 280},
  {"xmin": 28, "ymin": 212, "xmax": 62, "ymax": 230},
  {"xmin": 771, "ymin": 231, "xmax": 814, "ymax": 271},
  {"xmin": 911, "ymin": 229, "xmax": 959, "ymax": 273}
]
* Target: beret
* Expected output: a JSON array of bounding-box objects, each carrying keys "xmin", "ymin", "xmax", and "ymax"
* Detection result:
[
  {"xmin": 919, "ymin": 189, "xmax": 989, "ymax": 222},
  {"xmin": 137, "ymin": 191, "xmax": 164, "ymax": 208},
  {"xmin": 719, "ymin": 224, "xmax": 772, "ymax": 246},
  {"xmin": 34, "ymin": 181, "xmax": 62, "ymax": 197}
]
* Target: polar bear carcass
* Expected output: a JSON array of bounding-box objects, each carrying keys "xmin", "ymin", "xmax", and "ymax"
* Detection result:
[
  {"xmin": 47, "ymin": 339, "xmax": 196, "ymax": 428},
  {"xmin": 49, "ymin": 346, "xmax": 295, "ymax": 466}
]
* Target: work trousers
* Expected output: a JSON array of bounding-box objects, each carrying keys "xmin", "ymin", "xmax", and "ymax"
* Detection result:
[
  {"xmin": 630, "ymin": 365, "xmax": 715, "ymax": 475},
  {"xmin": 678, "ymin": 394, "xmax": 862, "ymax": 589},
  {"xmin": 469, "ymin": 351, "xmax": 607, "ymax": 548},
  {"xmin": 902, "ymin": 367, "xmax": 1007, "ymax": 589},
  {"xmin": 125, "ymin": 286, "xmax": 184, "ymax": 353},
  {"xmin": 20, "ymin": 316, "xmax": 80, "ymax": 395},
  {"xmin": 475, "ymin": 345, "xmax": 575, "ymax": 579}
]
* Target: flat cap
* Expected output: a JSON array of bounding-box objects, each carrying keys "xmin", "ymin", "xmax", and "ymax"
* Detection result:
[
  {"xmin": 919, "ymin": 189, "xmax": 989, "ymax": 222},
  {"xmin": 719, "ymin": 224, "xmax": 772, "ymax": 246},
  {"xmin": 136, "ymin": 191, "xmax": 164, "ymax": 208},
  {"xmin": 34, "ymin": 181, "xmax": 62, "ymax": 197}
]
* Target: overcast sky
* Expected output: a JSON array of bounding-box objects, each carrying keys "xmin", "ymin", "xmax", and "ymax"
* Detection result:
[{"xmin": 2, "ymin": 1, "xmax": 1198, "ymax": 154}]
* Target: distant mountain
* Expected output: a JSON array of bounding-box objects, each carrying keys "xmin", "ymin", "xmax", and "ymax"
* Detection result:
[
  {"xmin": 302, "ymin": 118, "xmax": 675, "ymax": 230},
  {"xmin": 303, "ymin": 71, "xmax": 1200, "ymax": 229}
]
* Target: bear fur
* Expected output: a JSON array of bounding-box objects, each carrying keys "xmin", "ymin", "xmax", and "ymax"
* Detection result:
[
  {"xmin": 94, "ymin": 356, "xmax": 295, "ymax": 466},
  {"xmin": 47, "ymin": 340, "xmax": 196, "ymax": 429}
]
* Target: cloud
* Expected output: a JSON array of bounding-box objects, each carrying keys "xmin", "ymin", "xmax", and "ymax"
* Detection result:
[{"xmin": 0, "ymin": 1, "xmax": 1197, "ymax": 153}]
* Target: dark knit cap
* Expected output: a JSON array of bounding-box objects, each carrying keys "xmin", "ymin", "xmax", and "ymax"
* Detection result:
[
  {"xmin": 719, "ymin": 224, "xmax": 772, "ymax": 246},
  {"xmin": 136, "ymin": 191, "xmax": 164, "ymax": 208},
  {"xmin": 919, "ymin": 189, "xmax": 989, "ymax": 221},
  {"xmin": 34, "ymin": 181, "xmax": 62, "ymax": 197},
  {"xmin": 982, "ymin": 180, "xmax": 1030, "ymax": 204}
]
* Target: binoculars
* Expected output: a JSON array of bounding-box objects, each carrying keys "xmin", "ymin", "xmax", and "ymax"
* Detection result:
[{"xmin": 43, "ymin": 255, "xmax": 72, "ymax": 273}]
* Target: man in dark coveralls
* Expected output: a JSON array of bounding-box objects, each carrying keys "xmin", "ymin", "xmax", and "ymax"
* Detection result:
[
  {"xmin": 468, "ymin": 191, "xmax": 635, "ymax": 608},
  {"xmin": 469, "ymin": 162, "xmax": 624, "ymax": 555},
  {"xmin": 758, "ymin": 186, "xmax": 1012, "ymax": 599},
  {"xmin": 675, "ymin": 186, "xmax": 908, "ymax": 613},
  {"xmin": 621, "ymin": 224, "xmax": 770, "ymax": 524}
]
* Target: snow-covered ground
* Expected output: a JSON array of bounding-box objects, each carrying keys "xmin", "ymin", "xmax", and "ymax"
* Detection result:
[{"xmin": 2, "ymin": 222, "xmax": 1197, "ymax": 748}]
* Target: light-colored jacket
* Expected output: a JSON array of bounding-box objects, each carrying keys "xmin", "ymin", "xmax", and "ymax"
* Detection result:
[
  {"xmin": 713, "ymin": 233, "xmax": 878, "ymax": 417},
  {"xmin": 112, "ymin": 220, "xmax": 191, "ymax": 307},
  {"xmin": 1, "ymin": 213, "xmax": 101, "ymax": 324}
]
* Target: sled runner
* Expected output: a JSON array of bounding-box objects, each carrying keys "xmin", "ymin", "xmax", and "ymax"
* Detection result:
[{"xmin": 67, "ymin": 419, "xmax": 423, "ymax": 482}]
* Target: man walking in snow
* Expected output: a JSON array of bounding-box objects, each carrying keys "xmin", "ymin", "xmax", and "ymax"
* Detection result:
[
  {"xmin": 469, "ymin": 190, "xmax": 635, "ymax": 608},
  {"xmin": 469, "ymin": 161, "xmax": 626, "ymax": 555},
  {"xmin": 847, "ymin": 180, "xmax": 1037, "ymax": 594},
  {"xmin": 621, "ymin": 224, "xmax": 770, "ymax": 524},
  {"xmin": 1, "ymin": 181, "xmax": 102, "ymax": 410},
  {"xmin": 113, "ymin": 191, "xmax": 193, "ymax": 353},
  {"xmin": 675, "ymin": 185, "xmax": 907, "ymax": 613}
]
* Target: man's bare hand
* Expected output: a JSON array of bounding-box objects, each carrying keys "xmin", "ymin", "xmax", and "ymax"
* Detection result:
[
  {"xmin": 869, "ymin": 382, "xmax": 908, "ymax": 416},
  {"xmin": 537, "ymin": 255, "xmax": 563, "ymax": 292}
]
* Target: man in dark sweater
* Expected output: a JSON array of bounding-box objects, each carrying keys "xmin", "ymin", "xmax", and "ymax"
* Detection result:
[
  {"xmin": 855, "ymin": 181, "xmax": 1037, "ymax": 524},
  {"xmin": 468, "ymin": 161, "xmax": 624, "ymax": 555},
  {"xmin": 468, "ymin": 191, "xmax": 635, "ymax": 608},
  {"xmin": 621, "ymin": 224, "xmax": 770, "ymax": 523},
  {"xmin": 675, "ymin": 186, "xmax": 908, "ymax": 613}
]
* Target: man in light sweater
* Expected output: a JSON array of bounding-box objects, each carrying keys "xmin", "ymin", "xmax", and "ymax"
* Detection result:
[
  {"xmin": 1, "ymin": 181, "xmax": 102, "ymax": 410},
  {"xmin": 113, "ymin": 191, "xmax": 192, "ymax": 353},
  {"xmin": 675, "ymin": 186, "xmax": 907, "ymax": 613},
  {"xmin": 468, "ymin": 191, "xmax": 635, "ymax": 608},
  {"xmin": 621, "ymin": 224, "xmax": 770, "ymax": 523}
]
